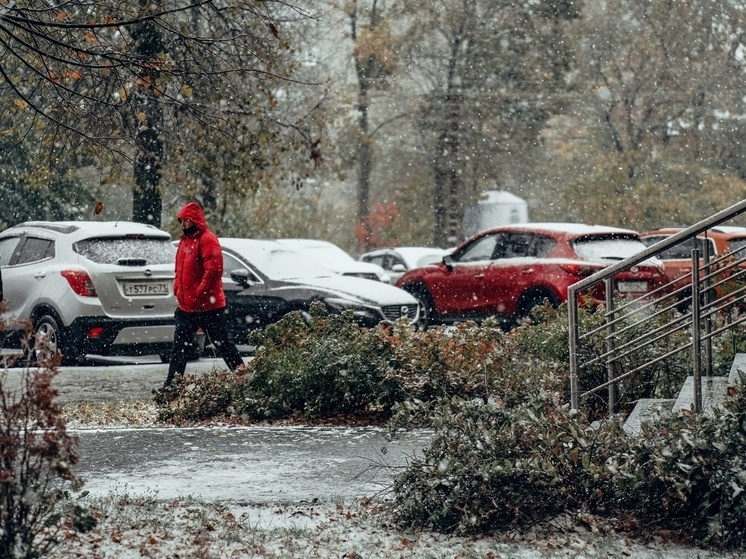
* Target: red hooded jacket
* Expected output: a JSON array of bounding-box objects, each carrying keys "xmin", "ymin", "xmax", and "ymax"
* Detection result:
[{"xmin": 173, "ymin": 202, "xmax": 227, "ymax": 313}]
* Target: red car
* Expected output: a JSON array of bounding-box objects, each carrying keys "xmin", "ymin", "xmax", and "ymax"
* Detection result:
[{"xmin": 396, "ymin": 223, "xmax": 669, "ymax": 329}]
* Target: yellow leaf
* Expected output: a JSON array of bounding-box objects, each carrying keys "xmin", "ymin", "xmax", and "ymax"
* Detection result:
[
  {"xmin": 181, "ymin": 84, "xmax": 193, "ymax": 97},
  {"xmin": 14, "ymin": 98, "xmax": 28, "ymax": 110},
  {"xmin": 136, "ymin": 112, "xmax": 147, "ymax": 122}
]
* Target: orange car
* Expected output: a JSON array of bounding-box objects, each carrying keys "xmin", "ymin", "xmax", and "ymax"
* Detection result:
[{"xmin": 640, "ymin": 226, "xmax": 746, "ymax": 305}]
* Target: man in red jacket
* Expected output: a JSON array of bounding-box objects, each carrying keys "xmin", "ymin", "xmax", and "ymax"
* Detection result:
[{"xmin": 162, "ymin": 201, "xmax": 244, "ymax": 388}]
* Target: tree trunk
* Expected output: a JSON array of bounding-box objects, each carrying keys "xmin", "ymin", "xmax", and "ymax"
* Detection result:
[
  {"xmin": 133, "ymin": 124, "xmax": 163, "ymax": 227},
  {"xmin": 357, "ymin": 82, "xmax": 372, "ymax": 229},
  {"xmin": 432, "ymin": 31, "xmax": 464, "ymax": 247},
  {"xmin": 131, "ymin": 3, "xmax": 164, "ymax": 227}
]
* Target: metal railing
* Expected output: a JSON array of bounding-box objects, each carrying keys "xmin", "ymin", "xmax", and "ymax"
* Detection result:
[{"xmin": 568, "ymin": 198, "xmax": 746, "ymax": 413}]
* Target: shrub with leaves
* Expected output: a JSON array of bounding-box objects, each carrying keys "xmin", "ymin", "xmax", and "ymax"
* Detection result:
[
  {"xmin": 0, "ymin": 364, "xmax": 90, "ymax": 558},
  {"xmin": 608, "ymin": 377, "xmax": 746, "ymax": 548},
  {"xmin": 156, "ymin": 300, "xmax": 714, "ymax": 428},
  {"xmin": 155, "ymin": 366, "xmax": 255, "ymax": 424},
  {"xmin": 243, "ymin": 306, "xmax": 401, "ymax": 420},
  {"xmin": 157, "ymin": 305, "xmax": 403, "ymax": 423},
  {"xmin": 391, "ymin": 379, "xmax": 631, "ymax": 534}
]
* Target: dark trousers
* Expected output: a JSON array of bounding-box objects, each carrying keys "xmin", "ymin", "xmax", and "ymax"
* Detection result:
[{"xmin": 165, "ymin": 307, "xmax": 244, "ymax": 386}]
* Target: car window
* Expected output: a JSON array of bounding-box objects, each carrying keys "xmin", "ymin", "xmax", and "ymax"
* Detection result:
[
  {"xmin": 390, "ymin": 255, "xmax": 405, "ymax": 268},
  {"xmin": 75, "ymin": 237, "xmax": 175, "ymax": 265},
  {"xmin": 234, "ymin": 247, "xmax": 333, "ymax": 280},
  {"xmin": 0, "ymin": 236, "xmax": 22, "ymax": 266},
  {"xmin": 530, "ymin": 235, "xmax": 556, "ymax": 257},
  {"xmin": 223, "ymin": 253, "xmax": 260, "ymax": 283},
  {"xmin": 456, "ymin": 234, "xmax": 498, "ymax": 262},
  {"xmin": 364, "ymin": 255, "xmax": 385, "ymax": 268},
  {"xmin": 727, "ymin": 238, "xmax": 746, "ymax": 256},
  {"xmin": 641, "ymin": 236, "xmax": 711, "ymax": 260},
  {"xmin": 572, "ymin": 235, "xmax": 649, "ymax": 263},
  {"xmin": 14, "ymin": 236, "xmax": 54, "ymax": 265},
  {"xmin": 493, "ymin": 233, "xmax": 530, "ymax": 258}
]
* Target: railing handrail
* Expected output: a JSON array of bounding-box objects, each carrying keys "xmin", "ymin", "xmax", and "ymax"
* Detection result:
[
  {"xmin": 568, "ymin": 197, "xmax": 746, "ymax": 296},
  {"xmin": 568, "ymin": 196, "xmax": 746, "ymax": 413}
]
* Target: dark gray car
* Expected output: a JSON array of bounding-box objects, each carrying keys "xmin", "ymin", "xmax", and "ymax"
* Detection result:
[{"xmin": 218, "ymin": 238, "xmax": 419, "ymax": 344}]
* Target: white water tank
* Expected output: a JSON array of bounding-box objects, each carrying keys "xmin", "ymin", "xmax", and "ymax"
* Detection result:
[{"xmin": 463, "ymin": 190, "xmax": 528, "ymax": 238}]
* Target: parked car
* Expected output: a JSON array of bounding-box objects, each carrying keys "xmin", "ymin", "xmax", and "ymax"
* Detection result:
[
  {"xmin": 640, "ymin": 226, "xmax": 746, "ymax": 306},
  {"xmin": 359, "ymin": 247, "xmax": 451, "ymax": 283},
  {"xmin": 275, "ymin": 238, "xmax": 391, "ymax": 283},
  {"xmin": 0, "ymin": 220, "xmax": 178, "ymax": 364},
  {"xmin": 396, "ymin": 223, "xmax": 669, "ymax": 329},
  {"xmin": 219, "ymin": 238, "xmax": 420, "ymax": 343}
]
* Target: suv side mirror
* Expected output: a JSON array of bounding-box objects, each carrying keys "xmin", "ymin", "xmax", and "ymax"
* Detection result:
[
  {"xmin": 443, "ymin": 255, "xmax": 454, "ymax": 271},
  {"xmin": 230, "ymin": 269, "xmax": 253, "ymax": 288},
  {"xmin": 391, "ymin": 263, "xmax": 406, "ymax": 273}
]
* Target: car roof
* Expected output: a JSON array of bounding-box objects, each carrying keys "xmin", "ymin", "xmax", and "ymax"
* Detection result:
[
  {"xmin": 275, "ymin": 238, "xmax": 339, "ymax": 248},
  {"xmin": 3, "ymin": 220, "xmax": 171, "ymax": 239},
  {"xmin": 480, "ymin": 222, "xmax": 640, "ymax": 238},
  {"xmin": 219, "ymin": 238, "xmax": 284, "ymax": 252}
]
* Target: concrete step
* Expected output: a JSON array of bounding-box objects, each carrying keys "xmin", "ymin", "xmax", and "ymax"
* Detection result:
[
  {"xmin": 728, "ymin": 352, "xmax": 746, "ymax": 386},
  {"xmin": 671, "ymin": 375, "xmax": 731, "ymax": 414},
  {"xmin": 622, "ymin": 398, "xmax": 675, "ymax": 436},
  {"xmin": 623, "ymin": 353, "xmax": 746, "ymax": 435}
]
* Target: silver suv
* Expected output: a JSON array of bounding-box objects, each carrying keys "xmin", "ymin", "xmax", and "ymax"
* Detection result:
[{"xmin": 0, "ymin": 221, "xmax": 177, "ymax": 364}]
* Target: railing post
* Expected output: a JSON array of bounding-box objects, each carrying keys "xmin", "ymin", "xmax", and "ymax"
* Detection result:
[
  {"xmin": 691, "ymin": 248, "xmax": 703, "ymax": 413},
  {"xmin": 703, "ymin": 235, "xmax": 713, "ymax": 378},
  {"xmin": 569, "ymin": 289, "xmax": 579, "ymax": 411},
  {"xmin": 605, "ymin": 277, "xmax": 617, "ymax": 413}
]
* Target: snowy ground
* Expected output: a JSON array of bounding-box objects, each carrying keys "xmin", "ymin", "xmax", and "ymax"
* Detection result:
[
  {"xmin": 55, "ymin": 493, "xmax": 746, "ymax": 559},
  {"xmin": 53, "ymin": 400, "xmax": 745, "ymax": 558}
]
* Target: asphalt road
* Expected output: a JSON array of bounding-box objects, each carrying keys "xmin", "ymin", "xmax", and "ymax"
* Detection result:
[
  {"xmin": 3, "ymin": 351, "xmax": 243, "ymax": 402},
  {"xmin": 5, "ymin": 354, "xmax": 432, "ymax": 505}
]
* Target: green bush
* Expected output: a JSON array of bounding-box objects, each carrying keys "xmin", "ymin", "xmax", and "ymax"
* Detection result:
[
  {"xmin": 392, "ymin": 376, "xmax": 746, "ymax": 548},
  {"xmin": 158, "ymin": 305, "xmax": 403, "ymax": 423},
  {"xmin": 517, "ymin": 301, "xmax": 694, "ymax": 418},
  {"xmin": 156, "ymin": 301, "xmax": 705, "ymax": 426},
  {"xmin": 609, "ymin": 378, "xmax": 746, "ymax": 548},
  {"xmin": 391, "ymin": 384, "xmax": 631, "ymax": 533},
  {"xmin": 244, "ymin": 306, "xmax": 401, "ymax": 420}
]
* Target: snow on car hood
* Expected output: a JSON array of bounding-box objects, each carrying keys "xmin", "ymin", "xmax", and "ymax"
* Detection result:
[{"xmin": 287, "ymin": 275, "xmax": 418, "ymax": 306}]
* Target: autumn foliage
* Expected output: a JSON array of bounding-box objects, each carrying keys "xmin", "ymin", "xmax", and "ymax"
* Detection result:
[
  {"xmin": 0, "ymin": 361, "xmax": 86, "ymax": 558},
  {"xmin": 354, "ymin": 201, "xmax": 400, "ymax": 250}
]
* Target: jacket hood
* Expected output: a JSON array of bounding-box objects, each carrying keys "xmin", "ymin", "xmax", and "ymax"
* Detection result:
[{"xmin": 177, "ymin": 202, "xmax": 207, "ymax": 232}]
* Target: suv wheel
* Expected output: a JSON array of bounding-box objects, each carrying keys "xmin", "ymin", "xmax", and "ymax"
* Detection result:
[
  {"xmin": 30, "ymin": 314, "xmax": 76, "ymax": 365},
  {"xmin": 516, "ymin": 292, "xmax": 559, "ymax": 325}
]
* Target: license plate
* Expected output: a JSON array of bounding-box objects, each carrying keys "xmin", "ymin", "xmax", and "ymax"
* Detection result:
[
  {"xmin": 617, "ymin": 281, "xmax": 648, "ymax": 293},
  {"xmin": 124, "ymin": 282, "xmax": 169, "ymax": 296}
]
